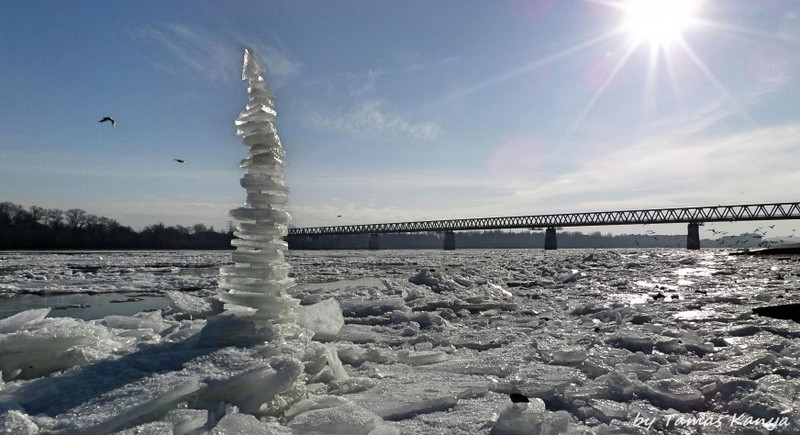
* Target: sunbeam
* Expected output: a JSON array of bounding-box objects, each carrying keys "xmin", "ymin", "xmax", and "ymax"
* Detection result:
[
  {"xmin": 431, "ymin": 0, "xmax": 766, "ymax": 140},
  {"xmin": 565, "ymin": 40, "xmax": 639, "ymax": 141},
  {"xmin": 425, "ymin": 29, "xmax": 622, "ymax": 109},
  {"xmin": 673, "ymin": 38, "xmax": 757, "ymax": 126},
  {"xmin": 573, "ymin": 0, "xmax": 763, "ymax": 133},
  {"xmin": 640, "ymin": 37, "xmax": 661, "ymax": 122}
]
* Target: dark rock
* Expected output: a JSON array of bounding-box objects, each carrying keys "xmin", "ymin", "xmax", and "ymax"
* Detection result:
[
  {"xmin": 510, "ymin": 393, "xmax": 529, "ymax": 403},
  {"xmin": 752, "ymin": 303, "xmax": 800, "ymax": 322}
]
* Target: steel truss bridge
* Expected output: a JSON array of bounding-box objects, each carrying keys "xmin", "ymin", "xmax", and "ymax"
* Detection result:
[{"xmin": 287, "ymin": 202, "xmax": 800, "ymax": 250}]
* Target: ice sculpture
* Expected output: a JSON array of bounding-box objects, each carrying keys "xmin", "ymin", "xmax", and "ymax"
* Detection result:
[
  {"xmin": 194, "ymin": 49, "xmax": 348, "ymax": 420},
  {"xmin": 202, "ymin": 48, "xmax": 305, "ymax": 346}
]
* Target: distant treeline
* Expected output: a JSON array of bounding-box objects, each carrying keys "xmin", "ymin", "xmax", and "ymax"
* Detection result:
[
  {"xmin": 0, "ymin": 202, "xmax": 233, "ymax": 250},
  {"xmin": 2, "ymin": 202, "xmax": 775, "ymax": 251}
]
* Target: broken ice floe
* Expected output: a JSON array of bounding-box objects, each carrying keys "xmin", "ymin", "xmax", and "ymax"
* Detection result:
[{"xmin": 3, "ymin": 248, "xmax": 800, "ymax": 433}]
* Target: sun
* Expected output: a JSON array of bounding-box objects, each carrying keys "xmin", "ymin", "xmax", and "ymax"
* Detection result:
[{"xmin": 622, "ymin": 0, "xmax": 700, "ymax": 47}]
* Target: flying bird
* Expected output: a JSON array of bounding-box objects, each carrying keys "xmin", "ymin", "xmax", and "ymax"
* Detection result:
[
  {"xmin": 173, "ymin": 159, "xmax": 185, "ymax": 163},
  {"xmin": 99, "ymin": 117, "xmax": 115, "ymax": 127}
]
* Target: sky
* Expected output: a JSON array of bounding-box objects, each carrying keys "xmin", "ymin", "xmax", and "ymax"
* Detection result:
[{"xmin": 2, "ymin": 0, "xmax": 800, "ymax": 237}]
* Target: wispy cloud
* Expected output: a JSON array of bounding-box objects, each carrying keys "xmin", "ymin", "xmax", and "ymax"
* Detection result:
[
  {"xmin": 133, "ymin": 23, "xmax": 301, "ymax": 83},
  {"xmin": 289, "ymin": 170, "xmax": 490, "ymax": 190},
  {"xmin": 286, "ymin": 168, "xmax": 507, "ymax": 226},
  {"xmin": 505, "ymin": 119, "xmax": 800, "ymax": 212},
  {"xmin": 348, "ymin": 68, "xmax": 385, "ymax": 96},
  {"xmin": 343, "ymin": 55, "xmax": 459, "ymax": 96},
  {"xmin": 304, "ymin": 99, "xmax": 441, "ymax": 140},
  {"xmin": 289, "ymin": 90, "xmax": 800, "ymax": 228}
]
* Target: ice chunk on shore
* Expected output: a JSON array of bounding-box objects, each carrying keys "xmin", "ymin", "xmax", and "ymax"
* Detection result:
[
  {"xmin": 200, "ymin": 357, "xmax": 303, "ymax": 414},
  {"xmin": 549, "ymin": 346, "xmax": 589, "ymax": 366},
  {"xmin": 165, "ymin": 408, "xmax": 208, "ymax": 435},
  {"xmin": 211, "ymin": 411, "xmax": 270, "ymax": 434},
  {"xmin": 584, "ymin": 398, "xmax": 630, "ymax": 423},
  {"xmin": 641, "ymin": 379, "xmax": 704, "ymax": 411},
  {"xmin": 606, "ymin": 331, "xmax": 654, "ymax": 353},
  {"xmin": 0, "ymin": 315, "xmax": 124, "ymax": 380},
  {"xmin": 99, "ymin": 311, "xmax": 170, "ymax": 335},
  {"xmin": 0, "ymin": 408, "xmax": 38, "ymax": 435},
  {"xmin": 340, "ymin": 298, "xmax": 406, "ymax": 317},
  {"xmin": 288, "ymin": 397, "xmax": 398, "ymax": 434},
  {"xmin": 166, "ymin": 291, "xmax": 222, "ymax": 319},
  {"xmin": 0, "ymin": 308, "xmax": 50, "ymax": 333},
  {"xmin": 47, "ymin": 377, "xmax": 204, "ymax": 434},
  {"xmin": 558, "ymin": 269, "xmax": 583, "ymax": 284},
  {"xmin": 307, "ymin": 346, "xmax": 348, "ymax": 384},
  {"xmin": 397, "ymin": 349, "xmax": 450, "ymax": 366},
  {"xmin": 491, "ymin": 399, "xmax": 573, "ymax": 435},
  {"xmin": 285, "ymin": 395, "xmax": 350, "ymax": 419},
  {"xmin": 298, "ymin": 298, "xmax": 344, "ymax": 340},
  {"xmin": 374, "ymin": 396, "xmax": 459, "ymax": 421},
  {"xmin": 409, "ymin": 268, "xmax": 463, "ymax": 293},
  {"xmin": 482, "ymin": 282, "xmax": 513, "ymax": 298}
]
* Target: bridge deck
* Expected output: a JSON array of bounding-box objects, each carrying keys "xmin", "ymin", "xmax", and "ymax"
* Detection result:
[{"xmin": 287, "ymin": 202, "xmax": 800, "ymax": 236}]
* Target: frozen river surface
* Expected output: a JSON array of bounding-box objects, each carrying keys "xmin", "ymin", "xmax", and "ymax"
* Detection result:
[{"xmin": 0, "ymin": 249, "xmax": 799, "ymax": 434}]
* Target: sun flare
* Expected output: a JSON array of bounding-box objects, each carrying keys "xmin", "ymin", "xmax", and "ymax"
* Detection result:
[{"xmin": 623, "ymin": 0, "xmax": 699, "ymax": 46}]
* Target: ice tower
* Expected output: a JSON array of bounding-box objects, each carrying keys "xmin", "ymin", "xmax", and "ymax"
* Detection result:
[
  {"xmin": 193, "ymin": 49, "xmax": 347, "ymax": 419},
  {"xmin": 202, "ymin": 48, "xmax": 305, "ymax": 346}
]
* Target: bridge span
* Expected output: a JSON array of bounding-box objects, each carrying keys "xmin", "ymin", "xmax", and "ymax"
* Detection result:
[{"xmin": 287, "ymin": 202, "xmax": 800, "ymax": 250}]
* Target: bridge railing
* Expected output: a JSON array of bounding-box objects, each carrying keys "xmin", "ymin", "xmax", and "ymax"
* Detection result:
[{"xmin": 287, "ymin": 202, "xmax": 800, "ymax": 236}]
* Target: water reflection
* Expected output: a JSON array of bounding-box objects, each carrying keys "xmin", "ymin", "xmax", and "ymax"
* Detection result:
[{"xmin": 0, "ymin": 293, "xmax": 167, "ymax": 321}]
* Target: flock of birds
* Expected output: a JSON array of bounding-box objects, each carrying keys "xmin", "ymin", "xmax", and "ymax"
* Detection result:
[
  {"xmin": 710, "ymin": 224, "xmax": 797, "ymax": 247},
  {"xmin": 99, "ymin": 116, "xmax": 185, "ymax": 164},
  {"xmin": 631, "ymin": 223, "xmax": 795, "ymax": 248}
]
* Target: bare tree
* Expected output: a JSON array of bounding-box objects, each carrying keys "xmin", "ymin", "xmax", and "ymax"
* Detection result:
[
  {"xmin": 29, "ymin": 206, "xmax": 46, "ymax": 225},
  {"xmin": 43, "ymin": 208, "xmax": 63, "ymax": 227},
  {"xmin": 0, "ymin": 202, "xmax": 24, "ymax": 225},
  {"xmin": 65, "ymin": 208, "xmax": 88, "ymax": 229}
]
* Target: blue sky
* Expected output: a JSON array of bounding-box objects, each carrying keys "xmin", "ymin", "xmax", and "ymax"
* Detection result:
[{"xmin": 2, "ymin": 1, "xmax": 799, "ymax": 237}]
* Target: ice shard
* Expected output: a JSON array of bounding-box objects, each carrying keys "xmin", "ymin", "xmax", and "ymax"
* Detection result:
[{"xmin": 207, "ymin": 48, "xmax": 305, "ymax": 344}]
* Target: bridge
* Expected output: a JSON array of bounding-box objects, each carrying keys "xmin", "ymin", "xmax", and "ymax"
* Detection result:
[{"xmin": 287, "ymin": 202, "xmax": 800, "ymax": 250}]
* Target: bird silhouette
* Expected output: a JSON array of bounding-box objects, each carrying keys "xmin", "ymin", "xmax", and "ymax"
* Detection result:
[
  {"xmin": 99, "ymin": 117, "xmax": 115, "ymax": 127},
  {"xmin": 173, "ymin": 159, "xmax": 185, "ymax": 163}
]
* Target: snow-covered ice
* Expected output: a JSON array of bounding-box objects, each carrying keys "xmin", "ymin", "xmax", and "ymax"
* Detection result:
[
  {"xmin": 2, "ymin": 47, "xmax": 799, "ymax": 434},
  {"xmin": 1, "ymin": 248, "xmax": 799, "ymax": 433}
]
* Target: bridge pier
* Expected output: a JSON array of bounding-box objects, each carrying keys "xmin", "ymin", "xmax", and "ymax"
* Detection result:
[
  {"xmin": 443, "ymin": 231, "xmax": 455, "ymax": 250},
  {"xmin": 687, "ymin": 222, "xmax": 700, "ymax": 250},
  {"xmin": 544, "ymin": 227, "xmax": 557, "ymax": 250},
  {"xmin": 312, "ymin": 235, "xmax": 322, "ymax": 250},
  {"xmin": 368, "ymin": 233, "xmax": 380, "ymax": 250}
]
